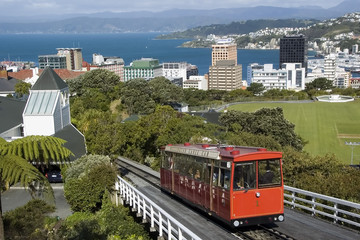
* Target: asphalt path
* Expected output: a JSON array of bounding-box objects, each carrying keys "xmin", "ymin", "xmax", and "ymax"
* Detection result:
[{"xmin": 1, "ymin": 183, "xmax": 72, "ymax": 219}]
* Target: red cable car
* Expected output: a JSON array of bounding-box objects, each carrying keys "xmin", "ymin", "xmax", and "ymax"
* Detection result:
[{"xmin": 160, "ymin": 143, "xmax": 284, "ymax": 227}]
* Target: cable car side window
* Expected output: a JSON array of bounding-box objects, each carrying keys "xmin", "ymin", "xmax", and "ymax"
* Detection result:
[
  {"xmin": 258, "ymin": 159, "xmax": 282, "ymax": 188},
  {"xmin": 162, "ymin": 152, "xmax": 172, "ymax": 169},
  {"xmin": 233, "ymin": 162, "xmax": 256, "ymax": 191}
]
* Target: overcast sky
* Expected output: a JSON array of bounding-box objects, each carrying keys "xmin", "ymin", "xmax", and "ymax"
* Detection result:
[{"xmin": 3, "ymin": 0, "xmax": 344, "ymax": 16}]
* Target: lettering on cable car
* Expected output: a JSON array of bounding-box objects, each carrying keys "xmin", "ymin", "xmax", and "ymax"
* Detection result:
[{"xmin": 165, "ymin": 146, "xmax": 220, "ymax": 159}]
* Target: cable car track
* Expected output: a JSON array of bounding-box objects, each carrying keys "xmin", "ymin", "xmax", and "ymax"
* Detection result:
[
  {"xmin": 115, "ymin": 157, "xmax": 295, "ymax": 240},
  {"xmin": 233, "ymin": 225, "xmax": 295, "ymax": 240}
]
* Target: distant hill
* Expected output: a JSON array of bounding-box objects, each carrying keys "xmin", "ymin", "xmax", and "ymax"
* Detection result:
[
  {"xmin": 0, "ymin": 0, "xmax": 359, "ymax": 33},
  {"xmin": 157, "ymin": 19, "xmax": 319, "ymax": 39}
]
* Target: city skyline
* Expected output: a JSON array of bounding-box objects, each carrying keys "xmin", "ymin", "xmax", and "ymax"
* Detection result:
[{"xmin": 2, "ymin": 0, "xmax": 344, "ymax": 17}]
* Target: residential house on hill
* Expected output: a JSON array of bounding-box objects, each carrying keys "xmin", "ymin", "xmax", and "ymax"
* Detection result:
[{"xmin": 0, "ymin": 67, "xmax": 19, "ymax": 97}]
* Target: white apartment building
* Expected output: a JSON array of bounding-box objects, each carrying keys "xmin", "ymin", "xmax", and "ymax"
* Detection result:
[
  {"xmin": 92, "ymin": 53, "xmax": 105, "ymax": 65},
  {"xmin": 183, "ymin": 76, "xmax": 208, "ymax": 90},
  {"xmin": 352, "ymin": 44, "xmax": 359, "ymax": 54},
  {"xmin": 252, "ymin": 64, "xmax": 287, "ymax": 90},
  {"xmin": 281, "ymin": 63, "xmax": 306, "ymax": 90},
  {"xmin": 306, "ymin": 67, "xmax": 324, "ymax": 84},
  {"xmin": 324, "ymin": 54, "xmax": 336, "ymax": 83},
  {"xmin": 334, "ymin": 68, "xmax": 351, "ymax": 88},
  {"xmin": 251, "ymin": 63, "xmax": 305, "ymax": 91},
  {"xmin": 322, "ymin": 54, "xmax": 351, "ymax": 88},
  {"xmin": 162, "ymin": 62, "xmax": 187, "ymax": 82}
]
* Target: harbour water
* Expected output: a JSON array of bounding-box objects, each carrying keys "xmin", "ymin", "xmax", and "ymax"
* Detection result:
[{"xmin": 0, "ymin": 33, "xmax": 279, "ymax": 78}]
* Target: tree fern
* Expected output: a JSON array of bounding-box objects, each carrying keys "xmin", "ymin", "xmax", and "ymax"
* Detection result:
[
  {"xmin": 27, "ymin": 140, "xmax": 34, "ymax": 160},
  {"xmin": 6, "ymin": 136, "xmax": 73, "ymax": 165},
  {"xmin": 0, "ymin": 155, "xmax": 54, "ymax": 202},
  {"xmin": 33, "ymin": 137, "xmax": 40, "ymax": 160}
]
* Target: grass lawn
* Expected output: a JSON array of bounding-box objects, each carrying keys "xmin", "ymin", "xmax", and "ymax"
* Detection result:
[{"xmin": 228, "ymin": 100, "xmax": 360, "ymax": 164}]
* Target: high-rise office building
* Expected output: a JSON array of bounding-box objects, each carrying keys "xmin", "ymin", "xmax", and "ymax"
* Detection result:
[
  {"xmin": 57, "ymin": 48, "xmax": 83, "ymax": 71},
  {"xmin": 211, "ymin": 39, "xmax": 237, "ymax": 66},
  {"xmin": 280, "ymin": 35, "xmax": 307, "ymax": 74},
  {"xmin": 208, "ymin": 60, "xmax": 242, "ymax": 91},
  {"xmin": 38, "ymin": 55, "xmax": 67, "ymax": 69}
]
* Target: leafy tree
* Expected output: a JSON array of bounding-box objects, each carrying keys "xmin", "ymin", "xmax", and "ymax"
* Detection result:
[
  {"xmin": 64, "ymin": 156, "xmax": 117, "ymax": 212},
  {"xmin": 120, "ymin": 78, "xmax": 156, "ymax": 115},
  {"xmin": 76, "ymin": 110, "xmax": 120, "ymax": 155},
  {"xmin": 56, "ymin": 212, "xmax": 105, "ymax": 239},
  {"xmin": 222, "ymin": 132, "xmax": 282, "ymax": 151},
  {"xmin": 149, "ymin": 77, "xmax": 183, "ymax": 105},
  {"xmin": 0, "ymin": 136, "xmax": 72, "ymax": 239},
  {"xmin": 68, "ymin": 69, "xmax": 121, "ymax": 97},
  {"xmin": 305, "ymin": 77, "xmax": 333, "ymax": 92},
  {"xmin": 282, "ymin": 147, "xmax": 360, "ymax": 202},
  {"xmin": 3, "ymin": 199, "xmax": 55, "ymax": 240},
  {"xmin": 331, "ymin": 87, "xmax": 356, "ymax": 96},
  {"xmin": 96, "ymin": 195, "xmax": 149, "ymax": 239},
  {"xmin": 182, "ymin": 88, "xmax": 208, "ymax": 106},
  {"xmin": 65, "ymin": 154, "xmax": 111, "ymax": 180},
  {"xmin": 224, "ymin": 89, "xmax": 252, "ymax": 102},
  {"xmin": 14, "ymin": 81, "xmax": 31, "ymax": 98},
  {"xmin": 110, "ymin": 106, "xmax": 220, "ymax": 164},
  {"xmin": 247, "ymin": 82, "xmax": 265, "ymax": 95},
  {"xmin": 207, "ymin": 89, "xmax": 227, "ymax": 101},
  {"xmin": 219, "ymin": 108, "xmax": 304, "ymax": 151},
  {"xmin": 72, "ymin": 88, "xmax": 111, "ymax": 113},
  {"xmin": 56, "ymin": 195, "xmax": 149, "ymax": 239},
  {"xmin": 135, "ymin": 106, "xmax": 219, "ymax": 163}
]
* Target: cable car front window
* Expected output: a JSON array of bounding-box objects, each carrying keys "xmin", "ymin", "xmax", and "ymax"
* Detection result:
[
  {"xmin": 233, "ymin": 162, "xmax": 256, "ymax": 191},
  {"xmin": 258, "ymin": 159, "xmax": 282, "ymax": 188}
]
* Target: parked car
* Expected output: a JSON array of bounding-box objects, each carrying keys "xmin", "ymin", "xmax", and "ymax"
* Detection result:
[{"xmin": 45, "ymin": 170, "xmax": 63, "ymax": 183}]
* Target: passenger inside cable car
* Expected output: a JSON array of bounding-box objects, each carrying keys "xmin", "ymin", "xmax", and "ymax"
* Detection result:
[
  {"xmin": 233, "ymin": 162, "xmax": 256, "ymax": 190},
  {"xmin": 258, "ymin": 159, "xmax": 282, "ymax": 187},
  {"xmin": 260, "ymin": 166, "xmax": 274, "ymax": 184}
]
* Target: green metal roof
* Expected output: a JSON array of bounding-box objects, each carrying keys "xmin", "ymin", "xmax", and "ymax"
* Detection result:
[
  {"xmin": 32, "ymin": 67, "xmax": 68, "ymax": 90},
  {"xmin": 124, "ymin": 58, "xmax": 162, "ymax": 70}
]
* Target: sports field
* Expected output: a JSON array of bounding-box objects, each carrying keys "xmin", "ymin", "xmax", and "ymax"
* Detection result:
[{"xmin": 228, "ymin": 100, "xmax": 360, "ymax": 164}]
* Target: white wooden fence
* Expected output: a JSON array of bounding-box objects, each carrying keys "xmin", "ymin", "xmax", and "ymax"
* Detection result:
[
  {"xmin": 115, "ymin": 176, "xmax": 202, "ymax": 240},
  {"xmin": 284, "ymin": 185, "xmax": 360, "ymax": 230}
]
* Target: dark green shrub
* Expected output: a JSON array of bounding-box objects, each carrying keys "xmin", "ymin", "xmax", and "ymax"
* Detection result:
[
  {"xmin": 64, "ymin": 163, "xmax": 117, "ymax": 212},
  {"xmin": 3, "ymin": 199, "xmax": 56, "ymax": 240}
]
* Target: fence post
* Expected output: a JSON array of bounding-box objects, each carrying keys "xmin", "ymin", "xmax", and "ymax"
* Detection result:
[
  {"xmin": 334, "ymin": 203, "xmax": 338, "ymax": 224},
  {"xmin": 143, "ymin": 198, "xmax": 147, "ymax": 223},
  {"xmin": 178, "ymin": 226, "xmax": 183, "ymax": 240},
  {"xmin": 159, "ymin": 212, "xmax": 163, "ymax": 237},
  {"xmin": 115, "ymin": 181, "xmax": 119, "ymax": 206},
  {"xmin": 312, "ymin": 197, "xmax": 316, "ymax": 216},
  {"xmin": 167, "ymin": 218, "xmax": 172, "ymax": 239},
  {"xmin": 291, "ymin": 191, "xmax": 296, "ymax": 209},
  {"xmin": 150, "ymin": 205, "xmax": 155, "ymax": 231}
]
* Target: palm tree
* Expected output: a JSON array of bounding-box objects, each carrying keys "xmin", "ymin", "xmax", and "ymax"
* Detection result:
[{"xmin": 0, "ymin": 136, "xmax": 73, "ymax": 239}]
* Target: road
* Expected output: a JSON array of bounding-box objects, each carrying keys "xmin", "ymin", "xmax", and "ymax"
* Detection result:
[{"xmin": 1, "ymin": 183, "xmax": 72, "ymax": 219}]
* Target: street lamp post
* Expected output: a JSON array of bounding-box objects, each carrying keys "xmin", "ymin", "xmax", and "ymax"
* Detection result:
[{"xmin": 345, "ymin": 141, "xmax": 360, "ymax": 165}]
